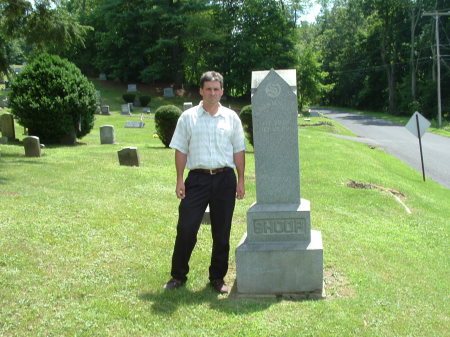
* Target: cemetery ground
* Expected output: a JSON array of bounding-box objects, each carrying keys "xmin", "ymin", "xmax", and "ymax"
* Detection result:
[
  {"xmin": 1, "ymin": 109, "xmax": 449, "ymax": 337},
  {"xmin": 0, "ymin": 78, "xmax": 449, "ymax": 336}
]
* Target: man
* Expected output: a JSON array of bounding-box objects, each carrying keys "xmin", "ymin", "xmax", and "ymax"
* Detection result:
[{"xmin": 164, "ymin": 71, "xmax": 246, "ymax": 294}]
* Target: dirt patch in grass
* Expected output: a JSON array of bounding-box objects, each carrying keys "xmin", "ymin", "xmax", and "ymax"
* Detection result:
[
  {"xmin": 299, "ymin": 121, "xmax": 333, "ymax": 127},
  {"xmin": 347, "ymin": 180, "xmax": 405, "ymax": 197},
  {"xmin": 324, "ymin": 268, "xmax": 356, "ymax": 299},
  {"xmin": 347, "ymin": 180, "xmax": 411, "ymax": 214}
]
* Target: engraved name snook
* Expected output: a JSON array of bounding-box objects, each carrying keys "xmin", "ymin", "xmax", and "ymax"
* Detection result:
[{"xmin": 253, "ymin": 218, "xmax": 306, "ymax": 234}]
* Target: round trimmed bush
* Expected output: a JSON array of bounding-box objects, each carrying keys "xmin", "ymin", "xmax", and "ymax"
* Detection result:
[
  {"xmin": 154, "ymin": 105, "xmax": 182, "ymax": 148},
  {"xmin": 139, "ymin": 95, "xmax": 151, "ymax": 107},
  {"xmin": 122, "ymin": 93, "xmax": 136, "ymax": 103},
  {"xmin": 239, "ymin": 104, "xmax": 253, "ymax": 147},
  {"xmin": 9, "ymin": 53, "xmax": 97, "ymax": 144}
]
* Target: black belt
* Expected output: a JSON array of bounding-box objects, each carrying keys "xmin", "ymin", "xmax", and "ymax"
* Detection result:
[{"xmin": 191, "ymin": 167, "xmax": 231, "ymax": 175}]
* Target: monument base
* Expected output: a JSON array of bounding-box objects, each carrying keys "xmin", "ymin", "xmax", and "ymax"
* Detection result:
[{"xmin": 235, "ymin": 230, "xmax": 323, "ymax": 295}]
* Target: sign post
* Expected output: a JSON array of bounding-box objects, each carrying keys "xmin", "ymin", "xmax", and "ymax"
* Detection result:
[{"xmin": 405, "ymin": 111, "xmax": 431, "ymax": 181}]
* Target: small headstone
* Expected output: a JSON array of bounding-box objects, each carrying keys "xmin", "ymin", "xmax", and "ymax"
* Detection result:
[
  {"xmin": 121, "ymin": 104, "xmax": 131, "ymax": 115},
  {"xmin": 100, "ymin": 125, "xmax": 116, "ymax": 144},
  {"xmin": 124, "ymin": 121, "xmax": 145, "ymax": 128},
  {"xmin": 99, "ymin": 73, "xmax": 107, "ymax": 81},
  {"xmin": 128, "ymin": 103, "xmax": 134, "ymax": 112},
  {"xmin": 183, "ymin": 102, "xmax": 193, "ymax": 111},
  {"xmin": 23, "ymin": 136, "xmax": 41, "ymax": 157},
  {"xmin": 101, "ymin": 105, "xmax": 111, "ymax": 115},
  {"xmin": 310, "ymin": 110, "xmax": 320, "ymax": 117},
  {"xmin": 0, "ymin": 113, "xmax": 16, "ymax": 140},
  {"xmin": 96, "ymin": 90, "xmax": 102, "ymax": 106},
  {"xmin": 142, "ymin": 107, "xmax": 151, "ymax": 114},
  {"xmin": 127, "ymin": 84, "xmax": 137, "ymax": 92},
  {"xmin": 118, "ymin": 147, "xmax": 140, "ymax": 167},
  {"xmin": 163, "ymin": 88, "xmax": 175, "ymax": 98}
]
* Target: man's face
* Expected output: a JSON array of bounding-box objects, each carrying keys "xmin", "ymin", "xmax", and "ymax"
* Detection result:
[{"xmin": 200, "ymin": 80, "xmax": 223, "ymax": 106}]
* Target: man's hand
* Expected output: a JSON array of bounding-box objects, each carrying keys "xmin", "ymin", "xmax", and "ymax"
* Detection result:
[
  {"xmin": 236, "ymin": 180, "xmax": 245, "ymax": 200},
  {"xmin": 176, "ymin": 181, "xmax": 186, "ymax": 199}
]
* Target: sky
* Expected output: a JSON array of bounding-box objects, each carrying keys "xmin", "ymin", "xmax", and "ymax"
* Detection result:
[{"xmin": 299, "ymin": 3, "xmax": 322, "ymax": 23}]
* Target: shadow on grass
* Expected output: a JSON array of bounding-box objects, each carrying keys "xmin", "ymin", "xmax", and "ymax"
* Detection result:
[
  {"xmin": 146, "ymin": 146, "xmax": 168, "ymax": 150},
  {"xmin": 139, "ymin": 282, "xmax": 275, "ymax": 316}
]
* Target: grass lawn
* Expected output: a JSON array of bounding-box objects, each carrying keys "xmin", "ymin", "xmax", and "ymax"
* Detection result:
[
  {"xmin": 1, "ymin": 79, "xmax": 449, "ymax": 336},
  {"xmin": 1, "ymin": 103, "xmax": 449, "ymax": 336}
]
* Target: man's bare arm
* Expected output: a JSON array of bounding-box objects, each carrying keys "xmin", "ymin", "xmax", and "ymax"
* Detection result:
[
  {"xmin": 175, "ymin": 150, "xmax": 188, "ymax": 199},
  {"xmin": 233, "ymin": 150, "xmax": 245, "ymax": 199}
]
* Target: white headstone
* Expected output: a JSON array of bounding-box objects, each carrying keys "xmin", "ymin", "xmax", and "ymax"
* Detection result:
[
  {"xmin": 124, "ymin": 121, "xmax": 145, "ymax": 128},
  {"xmin": 183, "ymin": 102, "xmax": 193, "ymax": 111},
  {"xmin": 100, "ymin": 125, "xmax": 116, "ymax": 144},
  {"xmin": 24, "ymin": 136, "xmax": 41, "ymax": 157},
  {"xmin": 127, "ymin": 84, "xmax": 137, "ymax": 92},
  {"xmin": 121, "ymin": 104, "xmax": 131, "ymax": 115}
]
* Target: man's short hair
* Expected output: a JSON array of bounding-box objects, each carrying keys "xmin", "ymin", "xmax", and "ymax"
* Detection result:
[{"xmin": 200, "ymin": 71, "xmax": 223, "ymax": 89}]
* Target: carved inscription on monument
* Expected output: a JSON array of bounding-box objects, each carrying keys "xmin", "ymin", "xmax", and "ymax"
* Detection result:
[{"xmin": 253, "ymin": 218, "xmax": 306, "ymax": 235}]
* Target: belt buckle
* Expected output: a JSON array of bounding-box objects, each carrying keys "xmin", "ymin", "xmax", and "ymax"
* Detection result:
[{"xmin": 209, "ymin": 169, "xmax": 216, "ymax": 175}]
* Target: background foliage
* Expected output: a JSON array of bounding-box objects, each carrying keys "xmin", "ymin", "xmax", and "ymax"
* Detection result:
[{"xmin": 0, "ymin": 0, "xmax": 449, "ymax": 122}]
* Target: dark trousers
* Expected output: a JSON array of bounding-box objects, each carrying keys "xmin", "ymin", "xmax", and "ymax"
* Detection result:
[{"xmin": 170, "ymin": 168, "xmax": 237, "ymax": 282}]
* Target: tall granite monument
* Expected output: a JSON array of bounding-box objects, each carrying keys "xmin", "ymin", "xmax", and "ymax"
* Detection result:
[{"xmin": 235, "ymin": 69, "xmax": 323, "ymax": 297}]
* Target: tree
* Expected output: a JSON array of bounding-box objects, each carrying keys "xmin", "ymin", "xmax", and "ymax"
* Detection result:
[
  {"xmin": 9, "ymin": 53, "xmax": 97, "ymax": 144},
  {"xmin": 0, "ymin": 0, "xmax": 91, "ymax": 76}
]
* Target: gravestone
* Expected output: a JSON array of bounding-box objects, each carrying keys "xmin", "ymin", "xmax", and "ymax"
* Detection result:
[
  {"xmin": 128, "ymin": 103, "xmax": 134, "ymax": 112},
  {"xmin": 183, "ymin": 102, "xmax": 193, "ymax": 111},
  {"xmin": 0, "ymin": 113, "xmax": 16, "ymax": 141},
  {"xmin": 142, "ymin": 107, "xmax": 151, "ymax": 114},
  {"xmin": 100, "ymin": 125, "xmax": 116, "ymax": 144},
  {"xmin": 101, "ymin": 105, "xmax": 111, "ymax": 115},
  {"xmin": 124, "ymin": 121, "xmax": 145, "ymax": 128},
  {"xmin": 310, "ymin": 110, "xmax": 320, "ymax": 117},
  {"xmin": 23, "ymin": 136, "xmax": 41, "ymax": 157},
  {"xmin": 96, "ymin": 90, "xmax": 102, "ymax": 106},
  {"xmin": 127, "ymin": 84, "xmax": 137, "ymax": 92},
  {"xmin": 118, "ymin": 147, "xmax": 140, "ymax": 166},
  {"xmin": 99, "ymin": 73, "xmax": 107, "ymax": 81},
  {"xmin": 121, "ymin": 104, "xmax": 131, "ymax": 115},
  {"xmin": 163, "ymin": 88, "xmax": 175, "ymax": 98},
  {"xmin": 134, "ymin": 96, "xmax": 141, "ymax": 107},
  {"xmin": 235, "ymin": 69, "xmax": 323, "ymax": 297}
]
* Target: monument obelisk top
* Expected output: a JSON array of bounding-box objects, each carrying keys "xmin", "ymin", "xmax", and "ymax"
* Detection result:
[{"xmin": 251, "ymin": 69, "xmax": 300, "ymax": 205}]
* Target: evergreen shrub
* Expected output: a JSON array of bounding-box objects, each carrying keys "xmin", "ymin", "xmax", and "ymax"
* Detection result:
[
  {"xmin": 139, "ymin": 95, "xmax": 151, "ymax": 107},
  {"xmin": 9, "ymin": 53, "xmax": 97, "ymax": 144},
  {"xmin": 122, "ymin": 93, "xmax": 136, "ymax": 103},
  {"xmin": 154, "ymin": 105, "xmax": 182, "ymax": 148},
  {"xmin": 239, "ymin": 104, "xmax": 253, "ymax": 147}
]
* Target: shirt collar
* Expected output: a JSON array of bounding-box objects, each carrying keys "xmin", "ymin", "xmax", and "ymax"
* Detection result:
[{"xmin": 198, "ymin": 101, "xmax": 223, "ymax": 117}]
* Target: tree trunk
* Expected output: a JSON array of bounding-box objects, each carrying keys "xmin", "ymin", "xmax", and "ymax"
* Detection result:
[
  {"xmin": 387, "ymin": 63, "xmax": 396, "ymax": 114},
  {"xmin": 410, "ymin": 7, "xmax": 418, "ymax": 100}
]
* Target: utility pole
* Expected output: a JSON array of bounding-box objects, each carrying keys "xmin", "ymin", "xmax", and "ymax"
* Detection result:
[{"xmin": 423, "ymin": 10, "xmax": 450, "ymax": 128}]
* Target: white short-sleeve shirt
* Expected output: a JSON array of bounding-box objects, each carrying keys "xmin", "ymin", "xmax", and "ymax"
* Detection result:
[{"xmin": 169, "ymin": 102, "xmax": 246, "ymax": 170}]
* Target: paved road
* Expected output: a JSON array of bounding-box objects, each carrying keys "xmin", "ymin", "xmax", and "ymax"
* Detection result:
[{"xmin": 312, "ymin": 108, "xmax": 450, "ymax": 189}]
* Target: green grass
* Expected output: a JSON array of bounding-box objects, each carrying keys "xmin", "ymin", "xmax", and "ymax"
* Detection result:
[{"xmin": 1, "ymin": 108, "xmax": 449, "ymax": 336}]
